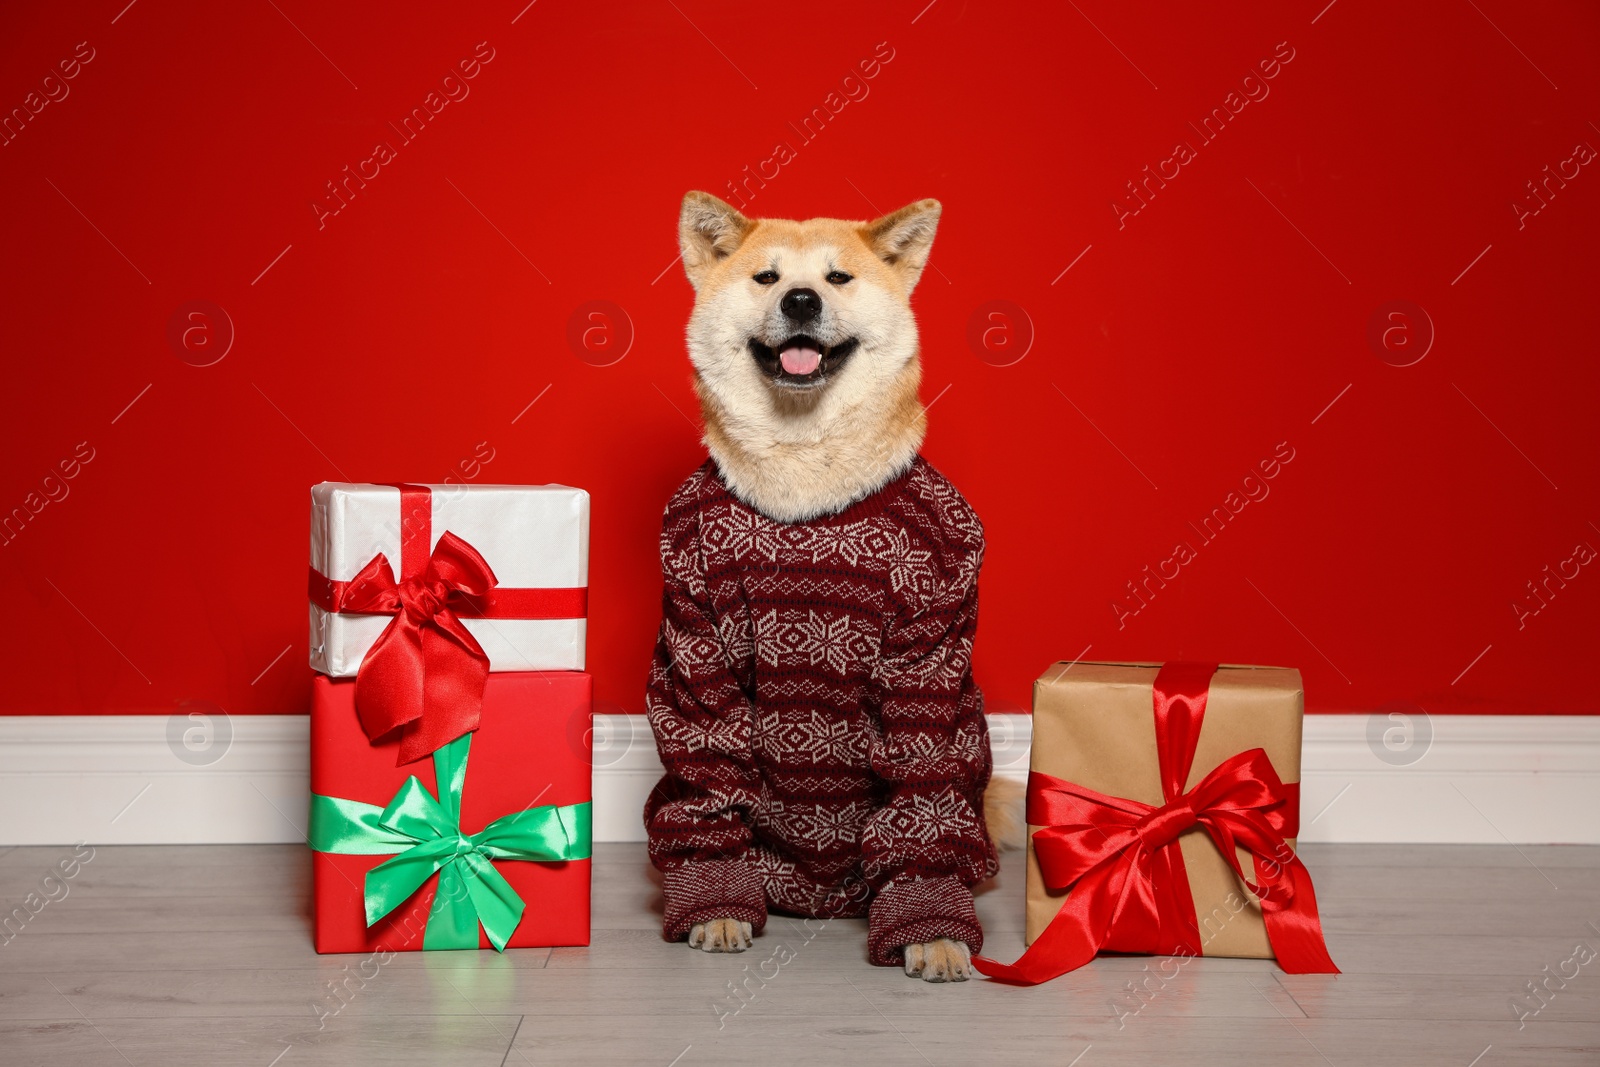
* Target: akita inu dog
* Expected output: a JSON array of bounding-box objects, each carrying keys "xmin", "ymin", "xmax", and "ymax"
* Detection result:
[{"xmin": 644, "ymin": 192, "xmax": 1021, "ymax": 983}]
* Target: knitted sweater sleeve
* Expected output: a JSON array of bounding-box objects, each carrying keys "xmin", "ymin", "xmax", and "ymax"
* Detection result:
[
  {"xmin": 642, "ymin": 476, "xmax": 767, "ymax": 941},
  {"xmin": 860, "ymin": 497, "xmax": 996, "ymax": 965}
]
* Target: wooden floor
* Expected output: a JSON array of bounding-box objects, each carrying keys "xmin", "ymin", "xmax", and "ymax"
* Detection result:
[{"xmin": 2, "ymin": 841, "xmax": 1597, "ymax": 1066}]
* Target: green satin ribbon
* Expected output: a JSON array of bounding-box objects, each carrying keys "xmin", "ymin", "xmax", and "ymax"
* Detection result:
[{"xmin": 308, "ymin": 733, "xmax": 590, "ymax": 951}]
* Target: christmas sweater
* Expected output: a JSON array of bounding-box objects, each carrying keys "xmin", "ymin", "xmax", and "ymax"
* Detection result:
[{"xmin": 643, "ymin": 456, "xmax": 998, "ymax": 965}]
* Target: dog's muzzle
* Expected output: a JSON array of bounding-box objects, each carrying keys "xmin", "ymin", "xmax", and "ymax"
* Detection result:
[{"xmin": 748, "ymin": 334, "xmax": 859, "ymax": 388}]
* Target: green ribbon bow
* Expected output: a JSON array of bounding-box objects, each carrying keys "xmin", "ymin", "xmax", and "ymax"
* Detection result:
[{"xmin": 308, "ymin": 733, "xmax": 590, "ymax": 951}]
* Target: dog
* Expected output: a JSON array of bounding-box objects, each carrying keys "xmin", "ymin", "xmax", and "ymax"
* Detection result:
[{"xmin": 643, "ymin": 192, "xmax": 1021, "ymax": 983}]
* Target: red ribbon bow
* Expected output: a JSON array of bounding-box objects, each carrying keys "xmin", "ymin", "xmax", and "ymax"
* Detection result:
[
  {"xmin": 973, "ymin": 661, "xmax": 1338, "ymax": 984},
  {"xmin": 318, "ymin": 530, "xmax": 497, "ymax": 766}
]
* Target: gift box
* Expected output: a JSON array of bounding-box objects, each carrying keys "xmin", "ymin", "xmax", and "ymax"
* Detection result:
[
  {"xmin": 309, "ymin": 481, "xmax": 588, "ymax": 678},
  {"xmin": 309, "ymin": 481, "xmax": 589, "ymax": 763},
  {"xmin": 974, "ymin": 661, "xmax": 1337, "ymax": 984},
  {"xmin": 308, "ymin": 671, "xmax": 592, "ymax": 954}
]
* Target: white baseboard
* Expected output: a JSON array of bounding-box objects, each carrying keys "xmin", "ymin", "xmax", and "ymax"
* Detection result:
[{"xmin": 0, "ymin": 714, "xmax": 1595, "ymax": 846}]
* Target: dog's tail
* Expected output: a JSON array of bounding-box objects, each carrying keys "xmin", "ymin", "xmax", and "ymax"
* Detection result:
[{"xmin": 983, "ymin": 775, "xmax": 1027, "ymax": 851}]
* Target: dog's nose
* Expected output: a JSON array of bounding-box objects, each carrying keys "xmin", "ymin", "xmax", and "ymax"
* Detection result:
[{"xmin": 780, "ymin": 287, "xmax": 822, "ymax": 323}]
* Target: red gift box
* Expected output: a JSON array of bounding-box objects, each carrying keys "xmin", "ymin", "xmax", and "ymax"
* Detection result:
[{"xmin": 310, "ymin": 671, "xmax": 592, "ymax": 953}]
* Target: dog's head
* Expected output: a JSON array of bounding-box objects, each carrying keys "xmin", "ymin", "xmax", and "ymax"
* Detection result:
[{"xmin": 677, "ymin": 192, "xmax": 940, "ymax": 411}]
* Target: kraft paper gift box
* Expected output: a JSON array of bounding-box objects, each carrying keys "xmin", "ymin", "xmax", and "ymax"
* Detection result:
[
  {"xmin": 308, "ymin": 481, "xmax": 589, "ymax": 678},
  {"xmin": 974, "ymin": 661, "xmax": 1337, "ymax": 984},
  {"xmin": 309, "ymin": 671, "xmax": 592, "ymax": 954}
]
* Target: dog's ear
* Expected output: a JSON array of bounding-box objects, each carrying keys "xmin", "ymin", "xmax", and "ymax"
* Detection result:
[
  {"xmin": 679, "ymin": 191, "xmax": 753, "ymax": 289},
  {"xmin": 864, "ymin": 199, "xmax": 941, "ymax": 291}
]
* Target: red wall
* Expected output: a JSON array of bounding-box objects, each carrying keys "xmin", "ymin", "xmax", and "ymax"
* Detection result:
[{"xmin": 2, "ymin": 1, "xmax": 1596, "ymax": 719}]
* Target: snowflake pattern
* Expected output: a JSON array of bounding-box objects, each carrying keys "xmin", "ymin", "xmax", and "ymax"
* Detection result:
[
  {"xmin": 879, "ymin": 526, "xmax": 939, "ymax": 598},
  {"xmin": 697, "ymin": 505, "xmax": 775, "ymax": 564},
  {"xmin": 867, "ymin": 788, "xmax": 981, "ymax": 848},
  {"xmin": 755, "ymin": 707, "xmax": 873, "ymax": 767},
  {"xmin": 755, "ymin": 608, "xmax": 874, "ymax": 676}
]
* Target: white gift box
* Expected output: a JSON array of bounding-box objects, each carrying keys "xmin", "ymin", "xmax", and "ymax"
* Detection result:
[{"xmin": 308, "ymin": 482, "xmax": 589, "ymax": 677}]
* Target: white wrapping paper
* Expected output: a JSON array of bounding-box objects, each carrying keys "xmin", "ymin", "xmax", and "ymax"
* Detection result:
[{"xmin": 308, "ymin": 482, "xmax": 588, "ymax": 676}]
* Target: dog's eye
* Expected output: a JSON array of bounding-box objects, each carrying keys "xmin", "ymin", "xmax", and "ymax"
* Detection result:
[
  {"xmin": 825, "ymin": 271, "xmax": 853, "ymax": 285},
  {"xmin": 753, "ymin": 270, "xmax": 779, "ymax": 286}
]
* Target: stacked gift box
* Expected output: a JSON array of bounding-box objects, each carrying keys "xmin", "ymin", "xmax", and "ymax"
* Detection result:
[{"xmin": 305, "ymin": 481, "xmax": 593, "ymax": 953}]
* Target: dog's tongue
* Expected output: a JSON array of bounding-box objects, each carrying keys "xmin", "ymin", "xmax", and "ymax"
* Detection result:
[{"xmin": 779, "ymin": 342, "xmax": 822, "ymax": 376}]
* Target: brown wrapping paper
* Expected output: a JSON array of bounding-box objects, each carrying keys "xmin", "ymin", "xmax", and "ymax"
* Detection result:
[{"xmin": 1023, "ymin": 661, "xmax": 1304, "ymax": 959}]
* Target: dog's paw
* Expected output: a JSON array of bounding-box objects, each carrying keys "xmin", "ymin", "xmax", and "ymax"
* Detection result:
[
  {"xmin": 903, "ymin": 937, "xmax": 972, "ymax": 983},
  {"xmin": 687, "ymin": 917, "xmax": 753, "ymax": 953}
]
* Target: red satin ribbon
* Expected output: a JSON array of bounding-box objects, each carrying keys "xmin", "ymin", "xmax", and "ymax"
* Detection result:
[
  {"xmin": 973, "ymin": 662, "xmax": 1338, "ymax": 984},
  {"xmin": 324, "ymin": 530, "xmax": 494, "ymax": 765},
  {"xmin": 309, "ymin": 483, "xmax": 584, "ymax": 765},
  {"xmin": 310, "ymin": 575, "xmax": 588, "ymax": 620}
]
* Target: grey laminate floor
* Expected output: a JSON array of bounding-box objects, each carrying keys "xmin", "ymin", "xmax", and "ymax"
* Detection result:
[{"xmin": 2, "ymin": 841, "xmax": 1597, "ymax": 1065}]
